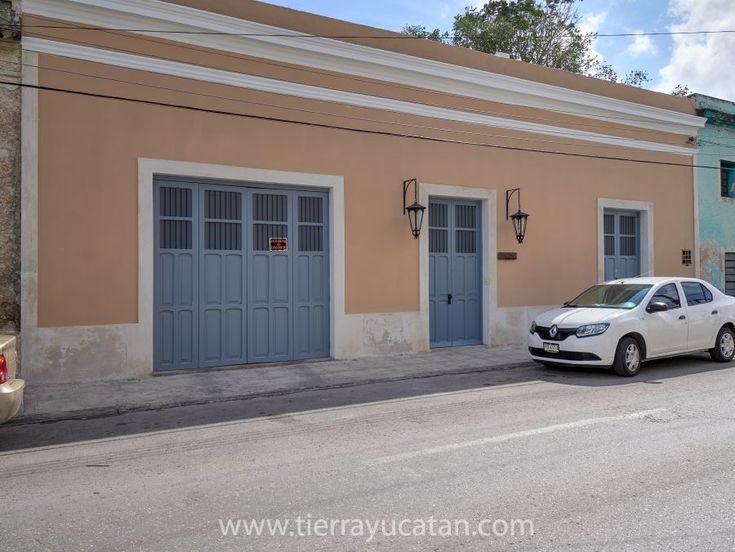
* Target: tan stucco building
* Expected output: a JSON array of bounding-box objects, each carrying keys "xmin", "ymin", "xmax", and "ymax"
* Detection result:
[{"xmin": 20, "ymin": 0, "xmax": 706, "ymax": 383}]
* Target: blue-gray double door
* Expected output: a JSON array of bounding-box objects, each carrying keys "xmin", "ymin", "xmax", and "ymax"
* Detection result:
[
  {"xmin": 603, "ymin": 210, "xmax": 640, "ymax": 281},
  {"xmin": 429, "ymin": 199, "xmax": 482, "ymax": 348},
  {"xmin": 154, "ymin": 179, "xmax": 329, "ymax": 371}
]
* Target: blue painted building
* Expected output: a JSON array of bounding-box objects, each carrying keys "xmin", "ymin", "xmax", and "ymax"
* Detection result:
[{"xmin": 695, "ymin": 94, "xmax": 735, "ymax": 296}]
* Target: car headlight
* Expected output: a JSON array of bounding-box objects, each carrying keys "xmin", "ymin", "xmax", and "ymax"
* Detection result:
[
  {"xmin": 575, "ymin": 323, "xmax": 609, "ymax": 338},
  {"xmin": 529, "ymin": 320, "xmax": 536, "ymax": 334}
]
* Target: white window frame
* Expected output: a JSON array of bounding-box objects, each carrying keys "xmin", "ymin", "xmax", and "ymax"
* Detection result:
[{"xmin": 597, "ymin": 198, "xmax": 654, "ymax": 282}]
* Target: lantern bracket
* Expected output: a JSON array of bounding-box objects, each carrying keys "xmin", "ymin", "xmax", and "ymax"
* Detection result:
[
  {"xmin": 505, "ymin": 188, "xmax": 521, "ymax": 220},
  {"xmin": 403, "ymin": 178, "xmax": 418, "ymax": 214}
]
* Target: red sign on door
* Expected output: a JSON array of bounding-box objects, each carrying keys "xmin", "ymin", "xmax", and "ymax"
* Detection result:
[{"xmin": 270, "ymin": 237, "xmax": 287, "ymax": 251}]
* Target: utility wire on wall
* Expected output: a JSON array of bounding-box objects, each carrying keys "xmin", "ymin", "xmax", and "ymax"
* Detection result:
[
  {"xmin": 0, "ymin": 56, "xmax": 698, "ymax": 151},
  {"xmin": 3, "ymin": 78, "xmax": 721, "ymax": 171}
]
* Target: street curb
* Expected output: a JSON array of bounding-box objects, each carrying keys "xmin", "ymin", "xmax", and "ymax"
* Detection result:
[{"xmin": 8, "ymin": 360, "xmax": 537, "ymax": 426}]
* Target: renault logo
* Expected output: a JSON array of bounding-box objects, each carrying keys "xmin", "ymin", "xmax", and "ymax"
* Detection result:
[{"xmin": 549, "ymin": 325, "xmax": 559, "ymax": 339}]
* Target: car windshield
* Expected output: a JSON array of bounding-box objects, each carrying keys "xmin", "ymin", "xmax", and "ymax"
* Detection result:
[{"xmin": 564, "ymin": 284, "xmax": 652, "ymax": 309}]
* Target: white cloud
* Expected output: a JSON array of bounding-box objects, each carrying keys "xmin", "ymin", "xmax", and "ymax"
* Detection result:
[
  {"xmin": 655, "ymin": 0, "xmax": 735, "ymax": 97},
  {"xmin": 626, "ymin": 32, "xmax": 658, "ymax": 57},
  {"xmin": 579, "ymin": 10, "xmax": 608, "ymax": 65}
]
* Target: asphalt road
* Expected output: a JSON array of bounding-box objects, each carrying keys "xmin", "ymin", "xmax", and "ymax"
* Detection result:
[{"xmin": 3, "ymin": 354, "xmax": 735, "ymax": 551}]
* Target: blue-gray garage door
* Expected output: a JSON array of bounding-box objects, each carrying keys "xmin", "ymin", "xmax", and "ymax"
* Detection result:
[
  {"xmin": 603, "ymin": 210, "xmax": 640, "ymax": 281},
  {"xmin": 428, "ymin": 199, "xmax": 482, "ymax": 348},
  {"xmin": 154, "ymin": 179, "xmax": 329, "ymax": 371}
]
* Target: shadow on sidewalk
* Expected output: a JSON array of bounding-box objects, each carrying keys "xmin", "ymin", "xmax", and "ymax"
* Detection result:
[
  {"xmin": 0, "ymin": 353, "xmax": 732, "ymax": 452},
  {"xmin": 540, "ymin": 352, "xmax": 734, "ymax": 386}
]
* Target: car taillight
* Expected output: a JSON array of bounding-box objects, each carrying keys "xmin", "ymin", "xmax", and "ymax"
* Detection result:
[{"xmin": 0, "ymin": 354, "xmax": 6, "ymax": 384}]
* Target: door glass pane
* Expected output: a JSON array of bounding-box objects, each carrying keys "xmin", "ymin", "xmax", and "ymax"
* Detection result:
[
  {"xmin": 159, "ymin": 187, "xmax": 193, "ymax": 249},
  {"xmin": 298, "ymin": 225, "xmax": 323, "ymax": 251},
  {"xmin": 205, "ymin": 222, "xmax": 241, "ymax": 250},
  {"xmin": 682, "ymin": 282, "xmax": 707, "ymax": 305},
  {"xmin": 160, "ymin": 187, "xmax": 192, "ymax": 217},
  {"xmin": 204, "ymin": 190, "xmax": 241, "ymax": 220},
  {"xmin": 429, "ymin": 203, "xmax": 448, "ymax": 228},
  {"xmin": 429, "ymin": 229, "xmax": 448, "ymax": 253},
  {"xmin": 651, "ymin": 283, "xmax": 680, "ymax": 309},
  {"xmin": 455, "ymin": 205, "xmax": 476, "ymax": 228},
  {"xmin": 297, "ymin": 196, "xmax": 325, "ymax": 252},
  {"xmin": 253, "ymin": 193, "xmax": 287, "ymax": 221},
  {"xmin": 604, "ymin": 235, "xmax": 615, "ymax": 256},
  {"xmin": 253, "ymin": 224, "xmax": 288, "ymax": 251},
  {"xmin": 455, "ymin": 230, "xmax": 476, "ymax": 253},
  {"xmin": 620, "ymin": 236, "xmax": 636, "ymax": 256},
  {"xmin": 619, "ymin": 215, "xmax": 637, "ymax": 236},
  {"xmin": 160, "ymin": 220, "xmax": 192, "ymax": 249},
  {"xmin": 203, "ymin": 190, "xmax": 242, "ymax": 251},
  {"xmin": 298, "ymin": 196, "xmax": 323, "ymax": 223},
  {"xmin": 603, "ymin": 213, "xmax": 614, "ymax": 234}
]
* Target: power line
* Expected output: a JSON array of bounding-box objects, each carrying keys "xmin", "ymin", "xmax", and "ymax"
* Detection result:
[
  {"xmin": 3, "ymin": 79, "xmax": 714, "ymax": 171},
  {"xmin": 0, "ymin": 57, "xmax": 684, "ymax": 152},
  {"xmin": 21, "ymin": 29, "xmax": 699, "ymax": 135},
  {"xmin": 5, "ymin": 52, "xmax": 685, "ymax": 148},
  {"xmin": 596, "ymin": 29, "xmax": 735, "ymax": 37}
]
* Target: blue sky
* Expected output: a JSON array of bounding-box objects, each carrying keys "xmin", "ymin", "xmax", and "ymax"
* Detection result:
[{"xmin": 266, "ymin": 0, "xmax": 735, "ymax": 98}]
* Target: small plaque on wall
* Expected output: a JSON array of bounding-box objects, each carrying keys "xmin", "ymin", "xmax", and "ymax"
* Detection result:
[{"xmin": 497, "ymin": 252, "xmax": 518, "ymax": 260}]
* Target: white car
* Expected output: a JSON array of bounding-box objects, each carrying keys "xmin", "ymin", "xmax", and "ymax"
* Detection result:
[
  {"xmin": 0, "ymin": 335, "xmax": 23, "ymax": 423},
  {"xmin": 528, "ymin": 277, "xmax": 735, "ymax": 376}
]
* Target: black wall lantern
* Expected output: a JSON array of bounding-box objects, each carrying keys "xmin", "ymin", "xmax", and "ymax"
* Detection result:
[
  {"xmin": 403, "ymin": 178, "xmax": 426, "ymax": 239},
  {"xmin": 505, "ymin": 188, "xmax": 529, "ymax": 244}
]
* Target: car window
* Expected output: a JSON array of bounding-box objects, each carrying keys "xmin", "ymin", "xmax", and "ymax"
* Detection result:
[
  {"xmin": 703, "ymin": 285, "xmax": 713, "ymax": 302},
  {"xmin": 566, "ymin": 284, "xmax": 652, "ymax": 309},
  {"xmin": 681, "ymin": 282, "xmax": 712, "ymax": 305},
  {"xmin": 651, "ymin": 283, "xmax": 681, "ymax": 309}
]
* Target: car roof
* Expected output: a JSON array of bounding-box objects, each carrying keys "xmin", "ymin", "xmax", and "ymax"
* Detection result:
[{"xmin": 603, "ymin": 276, "xmax": 708, "ymax": 286}]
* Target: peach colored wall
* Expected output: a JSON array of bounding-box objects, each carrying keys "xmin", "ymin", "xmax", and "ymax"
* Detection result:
[{"xmin": 35, "ymin": 54, "xmax": 695, "ymax": 327}]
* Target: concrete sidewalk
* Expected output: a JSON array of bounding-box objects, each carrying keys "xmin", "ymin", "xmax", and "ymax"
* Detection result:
[{"xmin": 13, "ymin": 345, "xmax": 532, "ymax": 424}]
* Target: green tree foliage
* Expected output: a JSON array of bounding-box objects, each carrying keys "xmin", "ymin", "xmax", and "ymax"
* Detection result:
[
  {"xmin": 403, "ymin": 0, "xmax": 651, "ymax": 88},
  {"xmin": 451, "ymin": 0, "xmax": 594, "ymax": 74},
  {"xmin": 593, "ymin": 63, "xmax": 651, "ymax": 87},
  {"xmin": 400, "ymin": 24, "xmax": 448, "ymax": 43},
  {"xmin": 671, "ymin": 84, "xmax": 692, "ymax": 96}
]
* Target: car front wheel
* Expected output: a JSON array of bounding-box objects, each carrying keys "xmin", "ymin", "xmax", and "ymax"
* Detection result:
[
  {"xmin": 612, "ymin": 337, "xmax": 642, "ymax": 377},
  {"xmin": 710, "ymin": 326, "xmax": 735, "ymax": 363}
]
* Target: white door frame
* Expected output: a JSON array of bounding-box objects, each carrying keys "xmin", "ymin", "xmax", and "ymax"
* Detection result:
[
  {"xmin": 139, "ymin": 159, "xmax": 345, "ymax": 371},
  {"xmin": 418, "ymin": 183, "xmax": 497, "ymax": 347}
]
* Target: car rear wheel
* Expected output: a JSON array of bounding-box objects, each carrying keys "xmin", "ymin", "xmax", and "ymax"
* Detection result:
[
  {"xmin": 613, "ymin": 337, "xmax": 641, "ymax": 377},
  {"xmin": 710, "ymin": 326, "xmax": 735, "ymax": 363}
]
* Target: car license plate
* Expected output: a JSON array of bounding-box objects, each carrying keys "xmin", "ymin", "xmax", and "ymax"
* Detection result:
[{"xmin": 543, "ymin": 342, "xmax": 560, "ymax": 354}]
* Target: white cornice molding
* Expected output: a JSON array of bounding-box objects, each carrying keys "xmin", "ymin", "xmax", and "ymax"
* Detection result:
[
  {"xmin": 25, "ymin": 0, "xmax": 706, "ymax": 137},
  {"xmin": 24, "ymin": 37, "xmax": 696, "ymax": 155}
]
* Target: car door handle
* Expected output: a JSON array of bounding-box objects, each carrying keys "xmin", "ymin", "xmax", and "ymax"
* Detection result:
[
  {"xmin": 448, "ymin": 293, "xmax": 453, "ymax": 305},
  {"xmin": 678, "ymin": 315, "xmax": 686, "ymax": 320},
  {"xmin": 712, "ymin": 310, "xmax": 719, "ymax": 315}
]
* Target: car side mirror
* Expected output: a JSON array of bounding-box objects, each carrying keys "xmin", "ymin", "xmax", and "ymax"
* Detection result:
[{"xmin": 646, "ymin": 301, "xmax": 668, "ymax": 313}]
